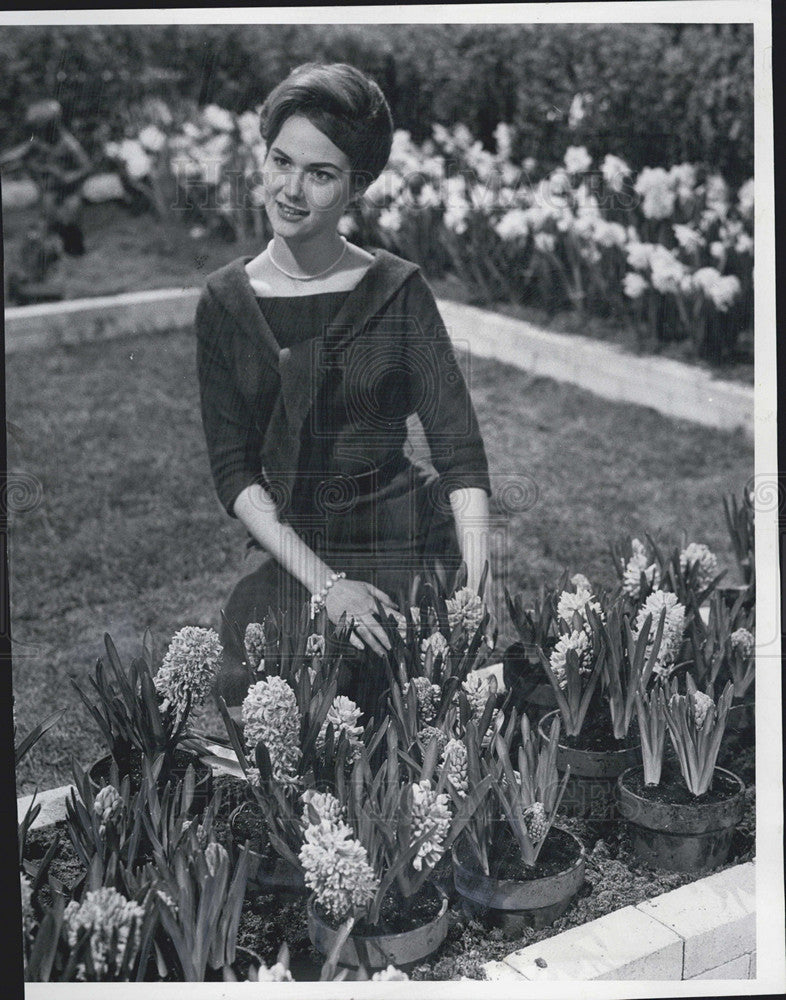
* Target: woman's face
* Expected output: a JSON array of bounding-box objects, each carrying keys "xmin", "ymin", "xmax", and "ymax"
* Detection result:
[{"xmin": 262, "ymin": 115, "xmax": 356, "ymax": 243}]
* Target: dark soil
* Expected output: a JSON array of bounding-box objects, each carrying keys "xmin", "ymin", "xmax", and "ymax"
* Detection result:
[
  {"xmin": 315, "ymin": 881, "xmax": 443, "ymax": 937},
  {"xmin": 479, "ymin": 827, "xmax": 581, "ymax": 882},
  {"xmin": 24, "ymin": 820, "xmax": 85, "ymax": 899},
  {"xmin": 624, "ymin": 763, "xmax": 742, "ymax": 805},
  {"xmin": 89, "ymin": 747, "xmax": 211, "ymax": 793},
  {"xmin": 455, "ymin": 825, "xmax": 580, "ymax": 882},
  {"xmin": 560, "ymin": 712, "xmax": 639, "ymax": 753},
  {"xmin": 231, "ymin": 801, "xmax": 273, "ymax": 856}
]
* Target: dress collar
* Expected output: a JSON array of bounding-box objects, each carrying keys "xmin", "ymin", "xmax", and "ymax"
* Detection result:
[{"xmin": 206, "ymin": 247, "xmax": 420, "ymax": 361}]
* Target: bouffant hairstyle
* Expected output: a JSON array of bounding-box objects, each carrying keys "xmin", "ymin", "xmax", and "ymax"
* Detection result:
[{"xmin": 259, "ymin": 62, "xmax": 393, "ymax": 192}]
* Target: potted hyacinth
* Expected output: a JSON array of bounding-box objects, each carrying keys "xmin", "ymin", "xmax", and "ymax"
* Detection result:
[
  {"xmin": 302, "ymin": 724, "xmax": 492, "ymax": 969},
  {"xmin": 690, "ymin": 590, "xmax": 755, "ymax": 733},
  {"xmin": 72, "ymin": 628, "xmax": 219, "ymax": 798},
  {"xmin": 617, "ymin": 675, "xmax": 746, "ymax": 871},
  {"xmin": 534, "ymin": 576, "xmax": 679, "ymax": 819},
  {"xmin": 451, "ymin": 712, "xmax": 584, "ymax": 933},
  {"xmin": 214, "ymin": 641, "xmax": 390, "ymax": 896}
]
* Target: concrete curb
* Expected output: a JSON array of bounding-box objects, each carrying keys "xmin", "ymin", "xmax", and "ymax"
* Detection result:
[
  {"xmin": 5, "ymin": 286, "xmax": 752, "ymax": 438},
  {"xmin": 484, "ymin": 861, "xmax": 756, "ymax": 982}
]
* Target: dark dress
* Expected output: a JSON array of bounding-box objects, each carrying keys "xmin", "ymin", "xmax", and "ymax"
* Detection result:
[{"xmin": 194, "ymin": 250, "xmax": 491, "ymax": 706}]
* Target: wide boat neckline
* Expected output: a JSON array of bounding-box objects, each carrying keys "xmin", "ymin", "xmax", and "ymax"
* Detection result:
[{"xmin": 241, "ymin": 247, "xmax": 382, "ymax": 301}]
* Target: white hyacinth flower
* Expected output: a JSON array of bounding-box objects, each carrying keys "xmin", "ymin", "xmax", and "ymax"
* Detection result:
[
  {"xmin": 302, "ymin": 788, "xmax": 344, "ymax": 827},
  {"xmin": 446, "ymin": 587, "xmax": 485, "ymax": 633},
  {"xmin": 63, "ymin": 887, "xmax": 144, "ymax": 981},
  {"xmin": 299, "ymin": 820, "xmax": 379, "ymax": 923},
  {"xmin": 634, "ymin": 591, "xmax": 686, "ymax": 677},
  {"xmin": 409, "ymin": 780, "xmax": 452, "ymax": 871},
  {"xmin": 404, "ymin": 675, "xmax": 442, "ymax": 724},
  {"xmin": 317, "ymin": 695, "xmax": 363, "ymax": 757},
  {"xmin": 622, "ymin": 538, "xmax": 661, "ymax": 598},
  {"xmin": 440, "ymin": 738, "xmax": 469, "ymax": 797},
  {"xmin": 242, "ymin": 677, "xmax": 301, "ymax": 784},
  {"xmin": 679, "ymin": 542, "xmax": 720, "ymax": 592},
  {"xmin": 244, "ymin": 622, "xmax": 266, "ymax": 671},
  {"xmin": 154, "ymin": 626, "xmax": 223, "ymax": 723},
  {"xmin": 730, "ymin": 628, "xmax": 754, "ymax": 658},
  {"xmin": 691, "ymin": 690, "xmax": 715, "ymax": 730},
  {"xmin": 93, "ymin": 785, "xmax": 123, "ymax": 836}
]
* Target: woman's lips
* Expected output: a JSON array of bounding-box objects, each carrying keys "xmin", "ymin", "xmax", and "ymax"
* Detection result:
[{"xmin": 276, "ymin": 201, "xmax": 309, "ymax": 219}]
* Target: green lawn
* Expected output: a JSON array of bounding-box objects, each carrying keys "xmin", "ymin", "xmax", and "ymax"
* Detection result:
[{"xmin": 8, "ymin": 324, "xmax": 752, "ymax": 793}]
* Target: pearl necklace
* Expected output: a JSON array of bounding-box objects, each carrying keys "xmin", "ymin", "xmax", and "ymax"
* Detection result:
[{"xmin": 267, "ymin": 237, "xmax": 348, "ymax": 281}]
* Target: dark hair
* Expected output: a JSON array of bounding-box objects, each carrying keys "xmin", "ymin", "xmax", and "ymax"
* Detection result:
[{"xmin": 259, "ymin": 62, "xmax": 393, "ymax": 190}]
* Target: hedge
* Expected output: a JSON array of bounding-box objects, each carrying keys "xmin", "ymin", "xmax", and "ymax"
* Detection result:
[{"xmin": 0, "ymin": 23, "xmax": 753, "ymax": 182}]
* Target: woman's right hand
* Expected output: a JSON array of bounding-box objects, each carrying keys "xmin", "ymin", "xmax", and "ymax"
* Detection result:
[{"xmin": 324, "ymin": 578, "xmax": 398, "ymax": 656}]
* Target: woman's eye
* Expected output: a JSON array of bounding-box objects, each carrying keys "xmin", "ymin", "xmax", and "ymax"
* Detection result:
[
  {"xmin": 312, "ymin": 170, "xmax": 335, "ymax": 183},
  {"xmin": 271, "ymin": 155, "xmax": 289, "ymax": 167}
]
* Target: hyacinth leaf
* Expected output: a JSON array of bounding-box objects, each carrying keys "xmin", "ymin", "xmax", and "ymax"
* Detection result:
[
  {"xmin": 516, "ymin": 745, "xmax": 536, "ymax": 805},
  {"xmin": 535, "ymin": 647, "xmax": 576, "ymax": 733},
  {"xmin": 216, "ymin": 696, "xmax": 251, "ymax": 775},
  {"xmin": 320, "ymin": 916, "xmax": 355, "ymax": 981},
  {"xmin": 419, "ymin": 728, "xmax": 440, "ymax": 782},
  {"xmin": 523, "ymin": 764, "xmax": 571, "ymax": 865},
  {"xmin": 476, "ymin": 688, "xmax": 498, "ymax": 741},
  {"xmin": 15, "ymin": 708, "xmax": 67, "ymax": 766},
  {"xmin": 71, "ymin": 676, "xmax": 117, "ymax": 751},
  {"xmin": 18, "ymin": 794, "xmax": 42, "ymax": 867},
  {"xmin": 215, "ymin": 845, "xmax": 253, "ymax": 970},
  {"xmin": 104, "ymin": 633, "xmax": 136, "ymax": 705},
  {"xmin": 364, "ymin": 715, "xmax": 390, "ymax": 759},
  {"xmin": 61, "ymin": 923, "xmax": 94, "ymax": 982},
  {"xmin": 254, "ymin": 738, "xmax": 274, "ymax": 785},
  {"xmin": 477, "ymin": 559, "xmax": 490, "ymax": 602},
  {"xmin": 29, "ymin": 826, "xmax": 61, "ymax": 897},
  {"xmin": 142, "ymin": 626, "xmax": 156, "ymax": 671},
  {"xmin": 26, "ymin": 903, "xmax": 63, "ymax": 982},
  {"xmin": 489, "ymin": 767, "xmax": 535, "ymax": 866},
  {"xmin": 140, "ymin": 670, "xmax": 166, "ymax": 744}
]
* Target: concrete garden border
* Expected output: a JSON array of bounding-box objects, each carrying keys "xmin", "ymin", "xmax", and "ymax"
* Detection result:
[{"xmin": 4, "ymin": 287, "xmax": 753, "ymax": 439}]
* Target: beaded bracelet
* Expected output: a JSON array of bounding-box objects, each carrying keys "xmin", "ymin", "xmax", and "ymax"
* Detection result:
[{"xmin": 310, "ymin": 571, "xmax": 346, "ymax": 619}]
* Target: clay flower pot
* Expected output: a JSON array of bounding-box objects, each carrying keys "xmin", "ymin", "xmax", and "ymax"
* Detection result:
[
  {"xmin": 617, "ymin": 765, "xmax": 746, "ymax": 872},
  {"xmin": 452, "ymin": 828, "xmax": 585, "ymax": 933},
  {"xmin": 307, "ymin": 882, "xmax": 449, "ymax": 969},
  {"xmin": 539, "ymin": 710, "xmax": 640, "ymax": 821},
  {"xmin": 88, "ymin": 750, "xmax": 213, "ymax": 815}
]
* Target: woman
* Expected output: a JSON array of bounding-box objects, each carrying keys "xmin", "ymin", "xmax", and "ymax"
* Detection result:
[{"xmin": 195, "ymin": 63, "xmax": 492, "ymax": 705}]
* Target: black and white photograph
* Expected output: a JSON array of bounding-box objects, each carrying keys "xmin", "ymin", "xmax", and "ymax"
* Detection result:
[{"xmin": 1, "ymin": 4, "xmax": 781, "ymax": 995}]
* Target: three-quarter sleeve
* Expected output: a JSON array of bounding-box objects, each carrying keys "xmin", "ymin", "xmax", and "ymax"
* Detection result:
[
  {"xmin": 194, "ymin": 289, "xmax": 266, "ymax": 518},
  {"xmin": 402, "ymin": 272, "xmax": 492, "ymax": 498}
]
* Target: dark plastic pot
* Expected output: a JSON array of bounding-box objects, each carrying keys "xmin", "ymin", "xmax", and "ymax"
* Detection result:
[
  {"xmin": 88, "ymin": 750, "xmax": 213, "ymax": 814},
  {"xmin": 452, "ymin": 829, "xmax": 585, "ymax": 933},
  {"xmin": 616, "ymin": 766, "xmax": 746, "ymax": 872},
  {"xmin": 229, "ymin": 802, "xmax": 306, "ymax": 896},
  {"xmin": 539, "ymin": 710, "xmax": 640, "ymax": 821},
  {"xmin": 307, "ymin": 883, "xmax": 449, "ymax": 969}
]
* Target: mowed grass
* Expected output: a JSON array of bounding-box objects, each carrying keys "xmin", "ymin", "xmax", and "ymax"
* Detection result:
[{"xmin": 7, "ymin": 326, "xmax": 752, "ymax": 792}]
